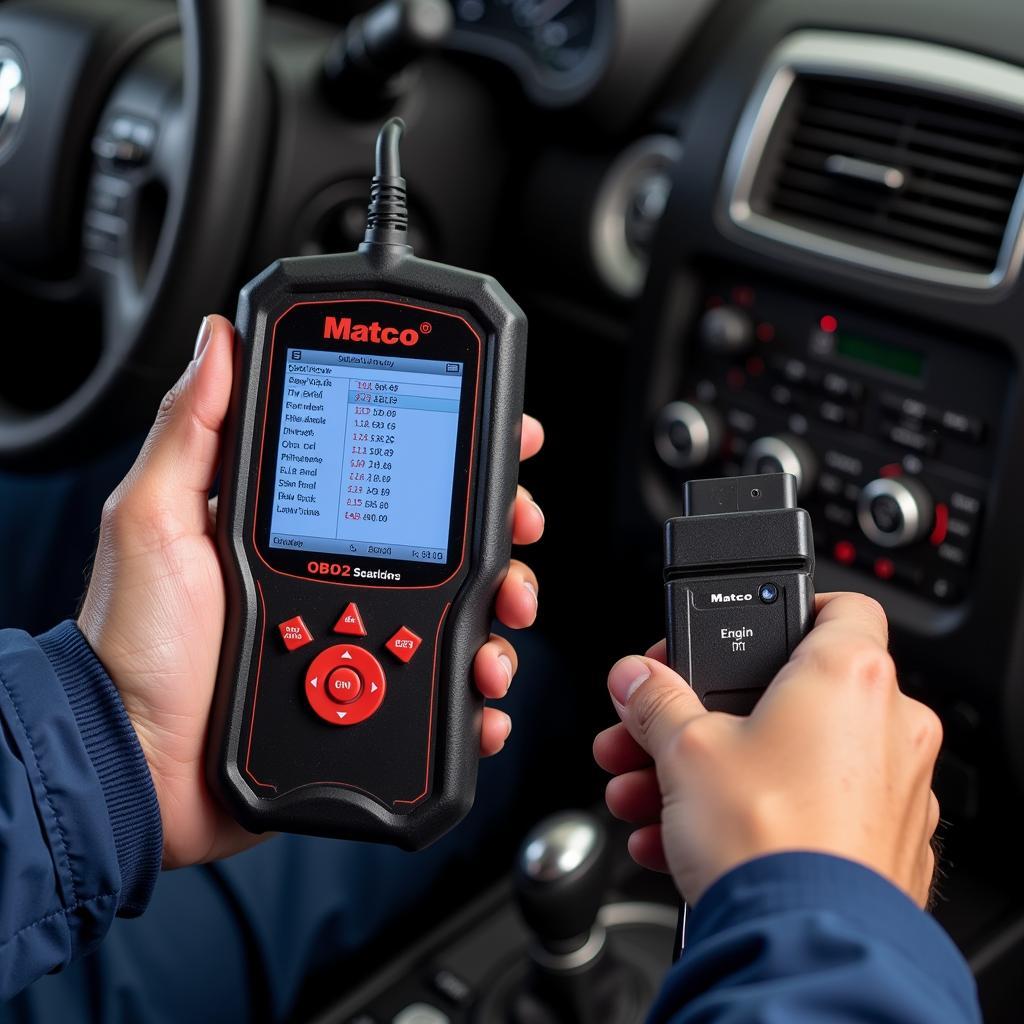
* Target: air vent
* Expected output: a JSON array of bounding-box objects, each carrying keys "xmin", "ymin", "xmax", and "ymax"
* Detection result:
[
  {"xmin": 726, "ymin": 32, "xmax": 1024, "ymax": 289},
  {"xmin": 761, "ymin": 77, "xmax": 1024, "ymax": 273}
]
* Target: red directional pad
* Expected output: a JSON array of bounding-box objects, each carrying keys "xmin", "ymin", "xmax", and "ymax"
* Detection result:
[{"xmin": 305, "ymin": 645, "xmax": 386, "ymax": 726}]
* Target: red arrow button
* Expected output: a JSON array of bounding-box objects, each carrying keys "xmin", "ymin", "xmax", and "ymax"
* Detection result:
[{"xmin": 333, "ymin": 602, "xmax": 367, "ymax": 637}]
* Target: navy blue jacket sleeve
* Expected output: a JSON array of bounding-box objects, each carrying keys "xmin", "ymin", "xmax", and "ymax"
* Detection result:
[
  {"xmin": 649, "ymin": 852, "xmax": 981, "ymax": 1024},
  {"xmin": 0, "ymin": 622, "xmax": 162, "ymax": 999}
]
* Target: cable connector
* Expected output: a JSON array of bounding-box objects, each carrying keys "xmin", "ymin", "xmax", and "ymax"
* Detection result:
[{"xmin": 361, "ymin": 117, "xmax": 411, "ymax": 253}]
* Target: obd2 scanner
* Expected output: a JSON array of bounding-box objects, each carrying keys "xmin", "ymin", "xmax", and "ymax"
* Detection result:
[{"xmin": 207, "ymin": 120, "xmax": 527, "ymax": 850}]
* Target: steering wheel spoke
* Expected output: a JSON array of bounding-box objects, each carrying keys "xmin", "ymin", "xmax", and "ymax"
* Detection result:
[{"xmin": 0, "ymin": 0, "xmax": 266, "ymax": 468}]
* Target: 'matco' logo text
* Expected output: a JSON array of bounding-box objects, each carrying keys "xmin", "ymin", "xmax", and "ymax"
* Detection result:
[{"xmin": 324, "ymin": 316, "xmax": 427, "ymax": 346}]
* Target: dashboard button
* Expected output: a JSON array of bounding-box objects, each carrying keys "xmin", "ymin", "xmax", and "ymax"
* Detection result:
[
  {"xmin": 386, "ymin": 627, "xmax": 422, "ymax": 664},
  {"xmin": 334, "ymin": 602, "xmax": 367, "ymax": 637},
  {"xmin": 884, "ymin": 423, "xmax": 938, "ymax": 455},
  {"xmin": 950, "ymin": 492, "xmax": 981, "ymax": 516},
  {"xmin": 698, "ymin": 305, "xmax": 754, "ymax": 355},
  {"xmin": 279, "ymin": 616, "xmax": 314, "ymax": 651}
]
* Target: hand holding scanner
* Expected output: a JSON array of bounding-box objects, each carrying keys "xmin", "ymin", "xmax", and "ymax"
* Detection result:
[{"xmin": 207, "ymin": 119, "xmax": 527, "ymax": 850}]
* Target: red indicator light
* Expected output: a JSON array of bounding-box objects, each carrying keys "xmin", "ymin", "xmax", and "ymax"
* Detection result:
[
  {"xmin": 756, "ymin": 322, "xmax": 776, "ymax": 343},
  {"xmin": 732, "ymin": 285, "xmax": 755, "ymax": 307},
  {"xmin": 746, "ymin": 355, "xmax": 766, "ymax": 377},
  {"xmin": 833, "ymin": 540, "xmax": 857, "ymax": 566},
  {"xmin": 819, "ymin": 315, "xmax": 839, "ymax": 333},
  {"xmin": 930, "ymin": 502, "xmax": 949, "ymax": 546},
  {"xmin": 726, "ymin": 368, "xmax": 746, "ymax": 391},
  {"xmin": 874, "ymin": 558, "xmax": 896, "ymax": 581},
  {"xmin": 879, "ymin": 463, "xmax": 903, "ymax": 478}
]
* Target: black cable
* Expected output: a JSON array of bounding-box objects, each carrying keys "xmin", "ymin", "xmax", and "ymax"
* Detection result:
[{"xmin": 362, "ymin": 117, "xmax": 411, "ymax": 251}]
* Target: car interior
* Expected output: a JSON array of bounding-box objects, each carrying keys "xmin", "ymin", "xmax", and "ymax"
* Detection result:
[{"xmin": 2, "ymin": 0, "xmax": 1024, "ymax": 1020}]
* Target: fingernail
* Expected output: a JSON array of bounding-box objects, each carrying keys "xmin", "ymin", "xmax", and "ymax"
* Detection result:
[
  {"xmin": 498, "ymin": 654, "xmax": 514, "ymax": 687},
  {"xmin": 523, "ymin": 579, "xmax": 538, "ymax": 609},
  {"xmin": 530, "ymin": 500, "xmax": 545, "ymax": 526},
  {"xmin": 194, "ymin": 317, "xmax": 212, "ymax": 361},
  {"xmin": 520, "ymin": 485, "xmax": 534, "ymax": 500},
  {"xmin": 500, "ymin": 712, "xmax": 513, "ymax": 740},
  {"xmin": 609, "ymin": 657, "xmax": 651, "ymax": 707}
]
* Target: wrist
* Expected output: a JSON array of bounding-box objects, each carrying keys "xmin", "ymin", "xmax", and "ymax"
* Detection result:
[{"xmin": 36, "ymin": 620, "xmax": 163, "ymax": 913}]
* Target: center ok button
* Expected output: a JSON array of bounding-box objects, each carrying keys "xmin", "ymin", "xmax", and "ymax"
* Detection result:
[
  {"xmin": 326, "ymin": 667, "xmax": 362, "ymax": 703},
  {"xmin": 305, "ymin": 644, "xmax": 387, "ymax": 726}
]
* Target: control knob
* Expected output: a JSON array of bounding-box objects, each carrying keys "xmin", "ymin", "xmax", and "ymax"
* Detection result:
[
  {"xmin": 698, "ymin": 305, "xmax": 754, "ymax": 356},
  {"xmin": 857, "ymin": 477, "xmax": 934, "ymax": 549},
  {"xmin": 743, "ymin": 434, "xmax": 817, "ymax": 497},
  {"xmin": 654, "ymin": 401, "xmax": 723, "ymax": 470}
]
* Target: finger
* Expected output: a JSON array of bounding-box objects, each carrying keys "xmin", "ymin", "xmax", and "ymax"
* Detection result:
[
  {"xmin": 520, "ymin": 415, "xmax": 544, "ymax": 462},
  {"xmin": 644, "ymin": 639, "xmax": 668, "ymax": 664},
  {"xmin": 771, "ymin": 593, "xmax": 892, "ymax": 693},
  {"xmin": 593, "ymin": 723, "xmax": 653, "ymax": 775},
  {"xmin": 627, "ymin": 824, "xmax": 671, "ymax": 874},
  {"xmin": 806, "ymin": 592, "xmax": 889, "ymax": 649},
  {"xmin": 607, "ymin": 656, "xmax": 706, "ymax": 762},
  {"xmin": 473, "ymin": 634, "xmax": 518, "ymax": 700},
  {"xmin": 512, "ymin": 486, "xmax": 545, "ymax": 545},
  {"xmin": 606, "ymin": 767, "xmax": 662, "ymax": 824},
  {"xmin": 495, "ymin": 559, "xmax": 539, "ymax": 629},
  {"xmin": 130, "ymin": 316, "xmax": 234, "ymax": 512},
  {"xmin": 480, "ymin": 708, "xmax": 512, "ymax": 757},
  {"xmin": 926, "ymin": 790, "xmax": 941, "ymax": 838}
]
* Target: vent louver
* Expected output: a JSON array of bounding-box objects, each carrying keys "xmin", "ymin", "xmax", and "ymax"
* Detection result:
[{"xmin": 753, "ymin": 76, "xmax": 1024, "ymax": 275}]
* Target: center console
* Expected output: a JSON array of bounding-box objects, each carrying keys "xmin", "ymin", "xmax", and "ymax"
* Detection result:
[{"xmin": 651, "ymin": 276, "xmax": 1009, "ymax": 607}]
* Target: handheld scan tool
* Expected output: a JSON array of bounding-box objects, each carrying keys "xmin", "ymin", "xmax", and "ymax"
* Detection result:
[{"xmin": 208, "ymin": 119, "xmax": 527, "ymax": 850}]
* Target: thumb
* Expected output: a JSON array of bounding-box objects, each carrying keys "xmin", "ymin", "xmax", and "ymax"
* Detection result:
[
  {"xmin": 131, "ymin": 315, "xmax": 234, "ymax": 510},
  {"xmin": 608, "ymin": 656, "xmax": 706, "ymax": 762}
]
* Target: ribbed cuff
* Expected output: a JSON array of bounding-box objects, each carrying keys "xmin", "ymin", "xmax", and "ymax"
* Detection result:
[{"xmin": 37, "ymin": 621, "xmax": 162, "ymax": 916}]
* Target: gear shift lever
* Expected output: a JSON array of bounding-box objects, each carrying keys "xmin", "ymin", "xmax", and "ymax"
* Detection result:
[
  {"xmin": 516, "ymin": 811, "xmax": 612, "ymax": 959},
  {"xmin": 510, "ymin": 812, "xmax": 635, "ymax": 1024}
]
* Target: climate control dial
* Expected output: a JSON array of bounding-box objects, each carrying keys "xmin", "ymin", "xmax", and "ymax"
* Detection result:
[
  {"xmin": 743, "ymin": 434, "xmax": 817, "ymax": 497},
  {"xmin": 857, "ymin": 477, "xmax": 934, "ymax": 549},
  {"xmin": 654, "ymin": 401, "xmax": 723, "ymax": 470}
]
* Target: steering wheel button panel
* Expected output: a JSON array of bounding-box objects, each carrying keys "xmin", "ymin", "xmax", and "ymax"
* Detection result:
[
  {"xmin": 279, "ymin": 615, "xmax": 314, "ymax": 651},
  {"xmin": 333, "ymin": 601, "xmax": 367, "ymax": 637},
  {"xmin": 305, "ymin": 645, "xmax": 386, "ymax": 726},
  {"xmin": 386, "ymin": 626, "xmax": 423, "ymax": 664}
]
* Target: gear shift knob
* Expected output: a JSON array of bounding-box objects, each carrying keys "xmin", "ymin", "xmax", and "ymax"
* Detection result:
[{"xmin": 515, "ymin": 811, "xmax": 612, "ymax": 955}]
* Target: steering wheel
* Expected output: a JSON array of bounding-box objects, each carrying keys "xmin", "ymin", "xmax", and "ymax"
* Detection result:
[{"xmin": 0, "ymin": 0, "xmax": 265, "ymax": 469}]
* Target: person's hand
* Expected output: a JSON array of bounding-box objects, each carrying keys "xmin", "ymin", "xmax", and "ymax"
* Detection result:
[
  {"xmin": 593, "ymin": 593, "xmax": 943, "ymax": 908},
  {"xmin": 78, "ymin": 315, "xmax": 545, "ymax": 868}
]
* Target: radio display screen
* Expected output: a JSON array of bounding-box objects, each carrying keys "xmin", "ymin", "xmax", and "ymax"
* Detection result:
[{"xmin": 835, "ymin": 332, "xmax": 926, "ymax": 380}]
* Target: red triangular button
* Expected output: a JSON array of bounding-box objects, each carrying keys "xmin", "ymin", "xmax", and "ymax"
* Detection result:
[{"xmin": 333, "ymin": 602, "xmax": 367, "ymax": 637}]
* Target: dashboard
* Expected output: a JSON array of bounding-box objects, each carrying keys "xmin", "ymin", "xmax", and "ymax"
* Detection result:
[
  {"xmin": 450, "ymin": 0, "xmax": 615, "ymax": 104},
  {"xmin": 603, "ymin": 0, "xmax": 1024, "ymax": 836}
]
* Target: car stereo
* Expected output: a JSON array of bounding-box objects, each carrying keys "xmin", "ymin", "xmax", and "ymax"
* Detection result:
[{"xmin": 652, "ymin": 277, "xmax": 1010, "ymax": 606}]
